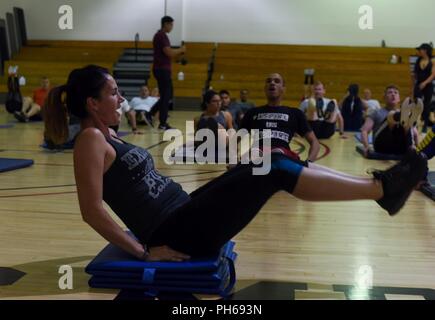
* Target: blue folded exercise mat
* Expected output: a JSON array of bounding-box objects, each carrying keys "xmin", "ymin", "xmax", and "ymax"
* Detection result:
[
  {"xmin": 86, "ymin": 233, "xmax": 237, "ymax": 297},
  {"xmin": 0, "ymin": 158, "xmax": 34, "ymax": 173},
  {"xmin": 421, "ymin": 172, "xmax": 435, "ymax": 201},
  {"xmin": 355, "ymin": 144, "xmax": 403, "ymax": 160}
]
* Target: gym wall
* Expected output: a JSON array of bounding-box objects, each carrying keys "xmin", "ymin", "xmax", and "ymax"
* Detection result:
[{"xmin": 5, "ymin": 0, "xmax": 435, "ymax": 47}]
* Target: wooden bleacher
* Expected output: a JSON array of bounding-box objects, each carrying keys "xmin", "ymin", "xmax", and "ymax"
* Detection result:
[
  {"xmin": 210, "ymin": 43, "xmax": 416, "ymax": 107},
  {"xmin": 1, "ymin": 41, "xmax": 417, "ymax": 108},
  {"xmin": 0, "ymin": 40, "xmax": 125, "ymax": 97},
  {"xmin": 0, "ymin": 41, "xmax": 214, "ymax": 104}
]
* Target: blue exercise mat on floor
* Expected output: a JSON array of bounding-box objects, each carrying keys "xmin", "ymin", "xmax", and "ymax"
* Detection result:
[
  {"xmin": 355, "ymin": 145, "xmax": 403, "ymax": 160},
  {"xmin": 86, "ymin": 232, "xmax": 237, "ymax": 297},
  {"xmin": 0, "ymin": 158, "xmax": 34, "ymax": 173},
  {"xmin": 421, "ymin": 172, "xmax": 435, "ymax": 201}
]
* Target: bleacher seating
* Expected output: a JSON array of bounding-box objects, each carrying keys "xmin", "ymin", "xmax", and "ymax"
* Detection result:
[
  {"xmin": 0, "ymin": 40, "xmax": 123, "ymax": 97},
  {"xmin": 210, "ymin": 44, "xmax": 416, "ymax": 107}
]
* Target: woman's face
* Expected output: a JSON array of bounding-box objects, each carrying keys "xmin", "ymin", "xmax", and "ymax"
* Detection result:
[
  {"xmin": 206, "ymin": 94, "xmax": 221, "ymax": 113},
  {"xmin": 92, "ymin": 75, "xmax": 124, "ymax": 126}
]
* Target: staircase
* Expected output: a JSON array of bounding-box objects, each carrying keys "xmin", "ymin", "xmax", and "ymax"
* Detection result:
[{"xmin": 113, "ymin": 48, "xmax": 153, "ymax": 101}]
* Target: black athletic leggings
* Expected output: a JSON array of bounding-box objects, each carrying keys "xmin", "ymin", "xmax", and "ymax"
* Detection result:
[
  {"xmin": 414, "ymin": 83, "xmax": 433, "ymax": 127},
  {"xmin": 151, "ymin": 68, "xmax": 173, "ymax": 126},
  {"xmin": 148, "ymin": 154, "xmax": 306, "ymax": 256}
]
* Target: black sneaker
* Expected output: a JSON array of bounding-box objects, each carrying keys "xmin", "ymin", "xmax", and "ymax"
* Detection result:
[
  {"xmin": 372, "ymin": 151, "xmax": 428, "ymax": 215},
  {"xmin": 14, "ymin": 111, "xmax": 28, "ymax": 123},
  {"xmin": 158, "ymin": 123, "xmax": 175, "ymax": 131},
  {"xmin": 323, "ymin": 100, "xmax": 336, "ymax": 120}
]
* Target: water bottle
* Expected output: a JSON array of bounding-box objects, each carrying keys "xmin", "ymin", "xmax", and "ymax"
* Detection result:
[{"xmin": 178, "ymin": 71, "xmax": 185, "ymax": 81}]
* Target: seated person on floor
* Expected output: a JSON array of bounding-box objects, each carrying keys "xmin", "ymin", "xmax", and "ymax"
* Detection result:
[
  {"xmin": 360, "ymin": 85, "xmax": 423, "ymax": 157},
  {"xmin": 220, "ymin": 90, "xmax": 243, "ymax": 130},
  {"xmin": 300, "ymin": 81, "xmax": 345, "ymax": 139},
  {"xmin": 194, "ymin": 90, "xmax": 234, "ymax": 150},
  {"xmin": 240, "ymin": 73, "xmax": 320, "ymax": 162},
  {"xmin": 14, "ymin": 77, "xmax": 50, "ymax": 122},
  {"xmin": 236, "ymin": 89, "xmax": 256, "ymax": 114},
  {"xmin": 339, "ymin": 84, "xmax": 366, "ymax": 131},
  {"xmin": 130, "ymin": 86, "xmax": 159, "ymax": 125},
  {"xmin": 362, "ymin": 88, "xmax": 381, "ymax": 116},
  {"xmin": 111, "ymin": 93, "xmax": 142, "ymax": 134}
]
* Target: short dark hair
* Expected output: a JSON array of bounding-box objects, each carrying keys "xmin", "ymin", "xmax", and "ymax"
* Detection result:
[
  {"xmin": 384, "ymin": 84, "xmax": 399, "ymax": 94},
  {"xmin": 161, "ymin": 16, "xmax": 174, "ymax": 28},
  {"xmin": 219, "ymin": 90, "xmax": 230, "ymax": 96}
]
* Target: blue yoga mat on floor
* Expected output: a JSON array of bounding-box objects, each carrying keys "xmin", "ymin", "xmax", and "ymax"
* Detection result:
[
  {"xmin": 421, "ymin": 172, "xmax": 435, "ymax": 201},
  {"xmin": 0, "ymin": 158, "xmax": 34, "ymax": 173},
  {"xmin": 86, "ymin": 233, "xmax": 237, "ymax": 297},
  {"xmin": 355, "ymin": 145, "xmax": 403, "ymax": 160}
]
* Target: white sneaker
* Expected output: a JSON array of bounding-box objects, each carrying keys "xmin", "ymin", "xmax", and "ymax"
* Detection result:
[
  {"xmin": 400, "ymin": 97, "xmax": 413, "ymax": 126},
  {"xmin": 401, "ymin": 97, "xmax": 424, "ymax": 127},
  {"xmin": 408, "ymin": 98, "xmax": 424, "ymax": 127}
]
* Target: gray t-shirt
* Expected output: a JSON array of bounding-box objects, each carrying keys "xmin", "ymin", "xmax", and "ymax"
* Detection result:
[
  {"xmin": 368, "ymin": 108, "xmax": 390, "ymax": 135},
  {"xmin": 223, "ymin": 103, "xmax": 242, "ymax": 129},
  {"xmin": 236, "ymin": 101, "xmax": 256, "ymax": 113}
]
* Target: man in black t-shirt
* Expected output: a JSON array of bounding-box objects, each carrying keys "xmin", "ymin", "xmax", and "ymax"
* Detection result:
[{"xmin": 240, "ymin": 73, "xmax": 320, "ymax": 162}]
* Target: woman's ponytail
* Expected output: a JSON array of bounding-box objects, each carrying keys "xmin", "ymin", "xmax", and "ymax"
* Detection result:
[{"xmin": 43, "ymin": 85, "xmax": 69, "ymax": 145}]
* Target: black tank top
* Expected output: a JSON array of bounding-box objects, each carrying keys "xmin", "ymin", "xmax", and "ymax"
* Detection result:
[
  {"xmin": 414, "ymin": 57, "xmax": 433, "ymax": 84},
  {"xmin": 103, "ymin": 137, "xmax": 190, "ymax": 243}
]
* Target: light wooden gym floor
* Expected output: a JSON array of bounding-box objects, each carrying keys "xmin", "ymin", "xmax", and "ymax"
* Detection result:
[{"xmin": 0, "ymin": 106, "xmax": 434, "ymax": 300}]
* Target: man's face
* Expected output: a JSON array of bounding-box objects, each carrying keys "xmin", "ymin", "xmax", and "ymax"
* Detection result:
[
  {"xmin": 240, "ymin": 90, "xmax": 249, "ymax": 102},
  {"xmin": 264, "ymin": 73, "xmax": 285, "ymax": 100},
  {"xmin": 363, "ymin": 89, "xmax": 371, "ymax": 100},
  {"xmin": 384, "ymin": 88, "xmax": 400, "ymax": 106},
  {"xmin": 220, "ymin": 93, "xmax": 231, "ymax": 107},
  {"xmin": 41, "ymin": 78, "xmax": 50, "ymax": 89},
  {"xmin": 164, "ymin": 22, "xmax": 174, "ymax": 33},
  {"xmin": 313, "ymin": 84, "xmax": 325, "ymax": 99},
  {"xmin": 140, "ymin": 86, "xmax": 150, "ymax": 98}
]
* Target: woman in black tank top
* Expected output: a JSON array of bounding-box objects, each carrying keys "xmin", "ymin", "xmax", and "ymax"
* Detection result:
[
  {"xmin": 413, "ymin": 43, "xmax": 435, "ymax": 128},
  {"xmin": 42, "ymin": 66, "xmax": 427, "ymax": 262}
]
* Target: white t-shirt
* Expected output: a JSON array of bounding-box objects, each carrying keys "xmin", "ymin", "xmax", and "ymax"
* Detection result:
[
  {"xmin": 363, "ymin": 99, "xmax": 381, "ymax": 113},
  {"xmin": 300, "ymin": 98, "xmax": 340, "ymax": 121},
  {"xmin": 130, "ymin": 96, "xmax": 159, "ymax": 112}
]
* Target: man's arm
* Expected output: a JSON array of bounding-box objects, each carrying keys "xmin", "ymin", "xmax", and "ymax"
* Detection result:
[
  {"xmin": 360, "ymin": 117, "xmax": 374, "ymax": 154},
  {"xmin": 163, "ymin": 45, "xmax": 186, "ymax": 58},
  {"xmin": 304, "ymin": 131, "xmax": 320, "ymax": 162},
  {"xmin": 337, "ymin": 112, "xmax": 345, "ymax": 135},
  {"xmin": 412, "ymin": 127, "xmax": 419, "ymax": 146}
]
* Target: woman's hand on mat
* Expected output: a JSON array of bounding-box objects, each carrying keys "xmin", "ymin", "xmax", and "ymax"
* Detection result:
[{"xmin": 146, "ymin": 245, "xmax": 191, "ymax": 262}]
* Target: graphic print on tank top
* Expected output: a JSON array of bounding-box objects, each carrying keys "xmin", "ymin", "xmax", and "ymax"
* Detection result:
[{"xmin": 119, "ymin": 147, "xmax": 172, "ymax": 199}]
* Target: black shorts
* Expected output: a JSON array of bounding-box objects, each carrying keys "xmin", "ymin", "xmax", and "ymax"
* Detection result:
[
  {"xmin": 374, "ymin": 125, "xmax": 412, "ymax": 155},
  {"xmin": 309, "ymin": 120, "xmax": 336, "ymax": 139}
]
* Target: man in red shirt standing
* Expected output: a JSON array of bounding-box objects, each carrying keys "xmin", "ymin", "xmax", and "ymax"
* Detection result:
[
  {"xmin": 14, "ymin": 76, "xmax": 50, "ymax": 122},
  {"xmin": 151, "ymin": 16, "xmax": 186, "ymax": 130}
]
